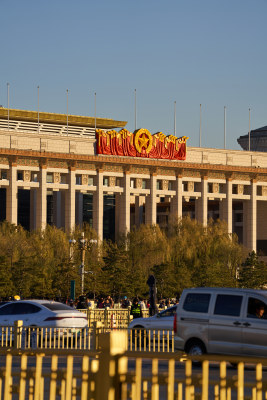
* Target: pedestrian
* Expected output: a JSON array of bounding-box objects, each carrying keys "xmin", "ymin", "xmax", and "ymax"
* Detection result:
[
  {"xmin": 139, "ymin": 299, "xmax": 146, "ymax": 310},
  {"xmin": 130, "ymin": 298, "xmax": 143, "ymax": 319},
  {"xmin": 121, "ymin": 296, "xmax": 130, "ymax": 308}
]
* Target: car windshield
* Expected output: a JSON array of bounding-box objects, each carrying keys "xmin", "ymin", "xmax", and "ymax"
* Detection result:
[{"xmin": 42, "ymin": 303, "xmax": 73, "ymax": 311}]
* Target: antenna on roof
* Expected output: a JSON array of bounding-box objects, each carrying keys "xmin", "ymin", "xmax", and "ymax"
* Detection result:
[
  {"xmin": 94, "ymin": 92, "xmax": 96, "ymax": 132},
  {"xmin": 249, "ymin": 108, "xmax": 251, "ymax": 151},
  {"xmin": 37, "ymin": 86, "xmax": 40, "ymax": 133},
  {"xmin": 134, "ymin": 89, "xmax": 137, "ymax": 131},
  {"xmin": 199, "ymin": 104, "xmax": 202, "ymax": 147},
  {"xmin": 7, "ymin": 83, "xmax": 10, "ymax": 131},
  {"xmin": 66, "ymin": 89, "xmax": 69, "ymax": 136},
  {"xmin": 174, "ymin": 101, "xmax": 176, "ymax": 136},
  {"xmin": 224, "ymin": 106, "xmax": 226, "ymax": 149}
]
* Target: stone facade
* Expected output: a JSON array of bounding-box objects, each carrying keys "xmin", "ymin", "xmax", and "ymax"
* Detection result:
[{"xmin": 1, "ymin": 109, "xmax": 267, "ymax": 254}]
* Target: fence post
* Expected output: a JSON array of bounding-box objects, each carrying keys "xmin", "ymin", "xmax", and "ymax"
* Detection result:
[
  {"xmin": 92, "ymin": 321, "xmax": 103, "ymax": 351},
  {"xmin": 14, "ymin": 320, "xmax": 23, "ymax": 349},
  {"xmin": 104, "ymin": 307, "xmax": 110, "ymax": 328},
  {"xmin": 127, "ymin": 306, "xmax": 131, "ymax": 325},
  {"xmin": 96, "ymin": 331, "xmax": 128, "ymax": 400},
  {"xmin": 88, "ymin": 307, "xmax": 92, "ymax": 328}
]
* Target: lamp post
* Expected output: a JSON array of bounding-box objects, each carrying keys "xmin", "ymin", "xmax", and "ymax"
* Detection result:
[
  {"xmin": 69, "ymin": 238, "xmax": 76, "ymax": 263},
  {"xmin": 79, "ymin": 232, "xmax": 97, "ymax": 295}
]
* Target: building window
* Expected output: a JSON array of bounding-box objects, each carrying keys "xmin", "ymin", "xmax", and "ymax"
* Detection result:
[
  {"xmin": 76, "ymin": 175, "xmax": 82, "ymax": 185},
  {"xmin": 116, "ymin": 178, "xmax": 121, "ymax": 187},
  {"xmin": 103, "ymin": 177, "xmax": 109, "ymax": 186},
  {"xmin": 1, "ymin": 170, "xmax": 7, "ymax": 180},
  {"xmin": 208, "ymin": 183, "xmax": 213, "ymax": 193},
  {"xmin": 156, "ymin": 181, "xmax": 161, "ymax": 190},
  {"xmin": 60, "ymin": 174, "xmax": 67, "ymax": 184},
  {"xmin": 168, "ymin": 181, "xmax": 173, "ymax": 190},
  {"xmin": 31, "ymin": 172, "xmax": 38, "ymax": 182},
  {"xmin": 17, "ymin": 171, "xmax": 23, "ymax": 181},
  {"xmin": 142, "ymin": 180, "xmax": 146, "ymax": 189},
  {"xmin": 88, "ymin": 177, "xmax": 94, "ymax": 186},
  {"xmin": 46, "ymin": 173, "xmax": 53, "ymax": 183}
]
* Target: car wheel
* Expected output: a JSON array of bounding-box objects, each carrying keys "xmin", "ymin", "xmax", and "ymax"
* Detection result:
[{"xmin": 185, "ymin": 340, "xmax": 206, "ymax": 366}]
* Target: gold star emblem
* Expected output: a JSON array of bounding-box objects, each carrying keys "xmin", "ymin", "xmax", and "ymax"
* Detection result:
[
  {"xmin": 138, "ymin": 133, "xmax": 149, "ymax": 149},
  {"xmin": 134, "ymin": 129, "xmax": 153, "ymax": 154}
]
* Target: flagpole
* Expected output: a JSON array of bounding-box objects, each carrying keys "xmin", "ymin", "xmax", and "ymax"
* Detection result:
[
  {"xmin": 66, "ymin": 89, "xmax": 69, "ymax": 136},
  {"xmin": 134, "ymin": 89, "xmax": 137, "ymax": 131},
  {"xmin": 94, "ymin": 92, "xmax": 96, "ymax": 132},
  {"xmin": 37, "ymin": 86, "xmax": 40, "ymax": 133},
  {"xmin": 224, "ymin": 106, "xmax": 226, "ymax": 149},
  {"xmin": 199, "ymin": 104, "xmax": 202, "ymax": 147},
  {"xmin": 7, "ymin": 83, "xmax": 10, "ymax": 131},
  {"xmin": 174, "ymin": 101, "xmax": 176, "ymax": 136},
  {"xmin": 249, "ymin": 108, "xmax": 251, "ymax": 151}
]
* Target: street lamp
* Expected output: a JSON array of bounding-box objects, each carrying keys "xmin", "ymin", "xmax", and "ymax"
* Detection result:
[
  {"xmin": 79, "ymin": 232, "xmax": 97, "ymax": 295},
  {"xmin": 69, "ymin": 238, "xmax": 76, "ymax": 263}
]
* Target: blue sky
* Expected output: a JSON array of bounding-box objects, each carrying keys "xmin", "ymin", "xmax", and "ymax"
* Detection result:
[{"xmin": 1, "ymin": 0, "xmax": 267, "ymax": 150}]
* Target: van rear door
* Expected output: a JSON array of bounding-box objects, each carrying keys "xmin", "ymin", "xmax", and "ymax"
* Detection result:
[{"xmin": 208, "ymin": 293, "xmax": 244, "ymax": 355}]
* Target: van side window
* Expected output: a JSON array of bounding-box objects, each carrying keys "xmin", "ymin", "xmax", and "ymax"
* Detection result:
[
  {"xmin": 183, "ymin": 293, "xmax": 210, "ymax": 313},
  {"xmin": 247, "ymin": 297, "xmax": 267, "ymax": 319},
  {"xmin": 214, "ymin": 295, "xmax": 243, "ymax": 316}
]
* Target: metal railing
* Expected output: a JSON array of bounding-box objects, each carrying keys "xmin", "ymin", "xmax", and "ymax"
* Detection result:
[
  {"xmin": 1, "ymin": 323, "xmax": 174, "ymax": 353},
  {"xmin": 0, "ymin": 331, "xmax": 267, "ymax": 399},
  {"xmin": 78, "ymin": 307, "xmax": 150, "ymax": 328}
]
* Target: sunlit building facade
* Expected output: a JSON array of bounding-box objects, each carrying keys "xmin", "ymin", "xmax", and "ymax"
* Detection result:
[{"xmin": 0, "ymin": 107, "xmax": 267, "ymax": 254}]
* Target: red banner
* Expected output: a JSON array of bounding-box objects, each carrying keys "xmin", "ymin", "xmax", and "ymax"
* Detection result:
[{"xmin": 96, "ymin": 128, "xmax": 188, "ymax": 160}]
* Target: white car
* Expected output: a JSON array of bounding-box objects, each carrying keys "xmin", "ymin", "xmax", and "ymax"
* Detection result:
[
  {"xmin": 0, "ymin": 300, "xmax": 88, "ymax": 329},
  {"xmin": 128, "ymin": 305, "xmax": 177, "ymax": 331}
]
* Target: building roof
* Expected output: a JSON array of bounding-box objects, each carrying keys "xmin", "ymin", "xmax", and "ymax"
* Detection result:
[
  {"xmin": 237, "ymin": 126, "xmax": 267, "ymax": 152},
  {"xmin": 238, "ymin": 126, "xmax": 267, "ymax": 140},
  {"xmin": 0, "ymin": 107, "xmax": 127, "ymax": 129}
]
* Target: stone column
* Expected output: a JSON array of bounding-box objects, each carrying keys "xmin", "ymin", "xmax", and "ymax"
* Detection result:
[
  {"xmin": 246, "ymin": 179, "xmax": 257, "ymax": 252},
  {"xmin": 65, "ymin": 167, "xmax": 76, "ymax": 232},
  {"xmin": 93, "ymin": 169, "xmax": 103, "ymax": 241},
  {"xmin": 145, "ymin": 173, "xmax": 157, "ymax": 225},
  {"xmin": 220, "ymin": 178, "xmax": 233, "ymax": 235},
  {"xmin": 6, "ymin": 159, "xmax": 17, "ymax": 225},
  {"xmin": 36, "ymin": 164, "xmax": 47, "ymax": 230},
  {"xmin": 196, "ymin": 176, "xmax": 208, "ymax": 226},
  {"xmin": 170, "ymin": 174, "xmax": 183, "ymax": 223},
  {"xmin": 118, "ymin": 171, "xmax": 131, "ymax": 236}
]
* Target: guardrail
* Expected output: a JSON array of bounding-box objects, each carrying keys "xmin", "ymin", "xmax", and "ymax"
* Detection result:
[
  {"xmin": 0, "ymin": 331, "xmax": 267, "ymax": 400},
  {"xmin": 78, "ymin": 307, "xmax": 150, "ymax": 328},
  {"xmin": 1, "ymin": 322, "xmax": 174, "ymax": 353}
]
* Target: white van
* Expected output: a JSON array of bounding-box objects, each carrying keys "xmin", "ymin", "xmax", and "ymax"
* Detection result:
[{"xmin": 174, "ymin": 287, "xmax": 267, "ymax": 357}]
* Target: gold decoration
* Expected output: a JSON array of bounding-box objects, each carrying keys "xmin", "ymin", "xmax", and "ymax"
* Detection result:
[
  {"xmin": 134, "ymin": 129, "xmax": 153, "ymax": 154},
  {"xmin": 53, "ymin": 172, "xmax": 60, "ymax": 183},
  {"xmin": 23, "ymin": 170, "xmax": 31, "ymax": 182}
]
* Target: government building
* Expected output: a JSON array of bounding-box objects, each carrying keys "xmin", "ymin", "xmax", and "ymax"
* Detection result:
[{"xmin": 0, "ymin": 107, "xmax": 266, "ymax": 255}]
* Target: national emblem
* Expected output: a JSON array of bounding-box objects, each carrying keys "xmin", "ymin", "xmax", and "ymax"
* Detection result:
[{"xmin": 134, "ymin": 129, "xmax": 153, "ymax": 154}]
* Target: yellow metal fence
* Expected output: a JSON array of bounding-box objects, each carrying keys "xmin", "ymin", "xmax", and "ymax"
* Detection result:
[
  {"xmin": 1, "ymin": 323, "xmax": 174, "ymax": 353},
  {"xmin": 0, "ymin": 331, "xmax": 267, "ymax": 400},
  {"xmin": 79, "ymin": 307, "xmax": 150, "ymax": 328}
]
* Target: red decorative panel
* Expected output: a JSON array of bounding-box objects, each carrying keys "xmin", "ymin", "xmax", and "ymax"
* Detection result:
[{"xmin": 96, "ymin": 128, "xmax": 188, "ymax": 160}]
